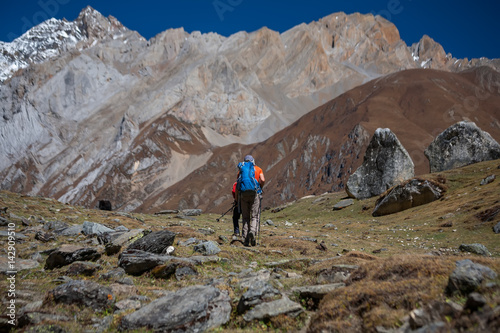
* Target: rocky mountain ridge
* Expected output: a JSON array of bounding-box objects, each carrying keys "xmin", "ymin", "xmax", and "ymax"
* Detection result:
[{"xmin": 1, "ymin": 6, "xmax": 499, "ymax": 212}]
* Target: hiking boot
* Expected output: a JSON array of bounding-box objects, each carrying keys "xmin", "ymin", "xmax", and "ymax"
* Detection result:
[{"xmin": 249, "ymin": 232, "xmax": 256, "ymax": 246}]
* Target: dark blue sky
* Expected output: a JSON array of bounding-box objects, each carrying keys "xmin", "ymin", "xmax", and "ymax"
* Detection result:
[{"xmin": 1, "ymin": 0, "xmax": 498, "ymax": 60}]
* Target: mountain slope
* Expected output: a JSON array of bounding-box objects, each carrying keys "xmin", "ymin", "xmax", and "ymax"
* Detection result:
[
  {"xmin": 1, "ymin": 7, "xmax": 499, "ymax": 212},
  {"xmin": 141, "ymin": 66, "xmax": 500, "ymax": 213}
]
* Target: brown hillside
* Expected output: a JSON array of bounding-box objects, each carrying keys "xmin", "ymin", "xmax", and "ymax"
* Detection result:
[{"xmin": 138, "ymin": 66, "xmax": 500, "ymax": 214}]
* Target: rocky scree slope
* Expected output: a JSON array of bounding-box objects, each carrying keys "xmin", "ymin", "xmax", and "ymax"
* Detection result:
[{"xmin": 1, "ymin": 6, "xmax": 499, "ymax": 213}]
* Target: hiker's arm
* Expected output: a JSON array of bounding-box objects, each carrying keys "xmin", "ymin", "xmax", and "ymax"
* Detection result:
[{"xmin": 259, "ymin": 173, "xmax": 265, "ymax": 188}]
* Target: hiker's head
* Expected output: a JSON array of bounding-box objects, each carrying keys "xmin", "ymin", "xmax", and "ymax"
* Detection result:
[{"xmin": 244, "ymin": 155, "xmax": 255, "ymax": 164}]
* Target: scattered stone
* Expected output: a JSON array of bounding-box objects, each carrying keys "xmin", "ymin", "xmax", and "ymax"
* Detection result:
[
  {"xmin": 181, "ymin": 209, "xmax": 202, "ymax": 216},
  {"xmin": 464, "ymin": 292, "xmax": 487, "ymax": 312},
  {"xmin": 317, "ymin": 265, "xmax": 359, "ymax": 284},
  {"xmin": 152, "ymin": 261, "xmax": 198, "ymax": 280},
  {"xmin": 316, "ymin": 241, "xmax": 328, "ymax": 251},
  {"xmin": 322, "ymin": 223, "xmax": 337, "ymax": 229},
  {"xmin": 237, "ymin": 280, "xmax": 281, "ymax": 314},
  {"xmin": 99, "ymin": 267, "xmax": 126, "ymax": 281},
  {"xmin": 66, "ymin": 261, "xmax": 101, "ymax": 276},
  {"xmin": 115, "ymin": 299, "xmax": 141, "ymax": 312},
  {"xmin": 126, "ymin": 229, "xmax": 175, "ymax": 254},
  {"xmin": 445, "ymin": 259, "xmax": 498, "ymax": 296},
  {"xmin": 0, "ymin": 230, "xmax": 28, "ymax": 240},
  {"xmin": 372, "ymin": 178, "xmax": 445, "ymax": 216},
  {"xmin": 265, "ymin": 219, "xmax": 275, "ymax": 226},
  {"xmin": 114, "ymin": 225, "xmax": 129, "ymax": 232},
  {"xmin": 109, "ymin": 283, "xmax": 138, "ymax": 299},
  {"xmin": 236, "ymin": 269, "xmax": 272, "ymax": 289},
  {"xmin": 333, "ymin": 199, "xmax": 354, "ymax": 210},
  {"xmin": 243, "ymin": 296, "xmax": 303, "ymax": 321},
  {"xmin": 118, "ymin": 249, "xmax": 220, "ymax": 275},
  {"xmin": 299, "ymin": 237, "xmax": 317, "ymax": 243},
  {"xmin": 218, "ymin": 235, "xmax": 229, "ymax": 243},
  {"xmin": 49, "ymin": 280, "xmax": 114, "ymax": 311},
  {"xmin": 44, "ymin": 245, "xmax": 101, "ymax": 270},
  {"xmin": 494, "ymin": 222, "xmax": 500, "ymax": 234},
  {"xmin": 424, "ymin": 121, "xmax": 500, "ymax": 172},
  {"xmin": 346, "ymin": 128, "xmax": 414, "ymax": 199},
  {"xmin": 292, "ymin": 283, "xmax": 345, "ymax": 302},
  {"xmin": 480, "ymin": 174, "xmax": 496, "ymax": 185},
  {"xmin": 43, "ymin": 220, "xmax": 69, "ymax": 233},
  {"xmin": 18, "ymin": 312, "xmax": 72, "ymax": 328},
  {"xmin": 458, "ymin": 243, "xmax": 491, "ymax": 256},
  {"xmin": 284, "ymin": 221, "xmax": 293, "ymax": 226},
  {"xmin": 35, "ymin": 231, "xmax": 55, "ymax": 243},
  {"xmin": 194, "ymin": 241, "xmax": 221, "ymax": 255},
  {"xmin": 82, "ymin": 221, "xmax": 115, "ymax": 236},
  {"xmin": 119, "ymin": 285, "xmax": 231, "ymax": 332},
  {"xmin": 198, "ymin": 227, "xmax": 215, "ymax": 235},
  {"xmin": 58, "ymin": 224, "xmax": 83, "ymax": 236},
  {"xmin": 178, "ymin": 237, "xmax": 199, "ymax": 246},
  {"xmin": 154, "ymin": 210, "xmax": 179, "ymax": 215}
]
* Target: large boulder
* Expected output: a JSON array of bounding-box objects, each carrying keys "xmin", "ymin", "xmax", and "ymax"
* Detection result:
[
  {"xmin": 49, "ymin": 280, "xmax": 114, "ymax": 311},
  {"xmin": 45, "ymin": 245, "xmax": 101, "ymax": 270},
  {"xmin": 445, "ymin": 259, "xmax": 498, "ymax": 296},
  {"xmin": 424, "ymin": 121, "xmax": 500, "ymax": 172},
  {"xmin": 346, "ymin": 128, "xmax": 414, "ymax": 199},
  {"xmin": 119, "ymin": 285, "xmax": 231, "ymax": 332},
  {"xmin": 372, "ymin": 178, "xmax": 445, "ymax": 216},
  {"xmin": 126, "ymin": 230, "xmax": 175, "ymax": 254}
]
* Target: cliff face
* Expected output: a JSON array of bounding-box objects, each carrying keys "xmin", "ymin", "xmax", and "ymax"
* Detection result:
[{"xmin": 1, "ymin": 6, "xmax": 499, "ymax": 212}]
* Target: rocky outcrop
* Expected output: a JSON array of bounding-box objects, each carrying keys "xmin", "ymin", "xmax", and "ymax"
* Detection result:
[
  {"xmin": 44, "ymin": 245, "xmax": 101, "ymax": 270},
  {"xmin": 425, "ymin": 121, "xmax": 500, "ymax": 172},
  {"xmin": 49, "ymin": 280, "xmax": 114, "ymax": 311},
  {"xmin": 119, "ymin": 285, "xmax": 231, "ymax": 332},
  {"xmin": 346, "ymin": 128, "xmax": 414, "ymax": 199},
  {"xmin": 445, "ymin": 259, "xmax": 497, "ymax": 296},
  {"xmin": 126, "ymin": 230, "xmax": 175, "ymax": 254},
  {"xmin": 372, "ymin": 178, "xmax": 445, "ymax": 216}
]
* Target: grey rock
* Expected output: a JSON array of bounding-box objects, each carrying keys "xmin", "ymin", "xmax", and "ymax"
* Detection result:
[
  {"xmin": 317, "ymin": 264, "xmax": 359, "ymax": 284},
  {"xmin": 18, "ymin": 312, "xmax": 71, "ymax": 328},
  {"xmin": 198, "ymin": 227, "xmax": 215, "ymax": 235},
  {"xmin": 237, "ymin": 280, "xmax": 281, "ymax": 314},
  {"xmin": 99, "ymin": 267, "xmax": 126, "ymax": 281},
  {"xmin": 103, "ymin": 228, "xmax": 144, "ymax": 255},
  {"xmin": 265, "ymin": 219, "xmax": 275, "ymax": 226},
  {"xmin": 236, "ymin": 269, "xmax": 272, "ymax": 289},
  {"xmin": 194, "ymin": 241, "xmax": 221, "ymax": 255},
  {"xmin": 44, "ymin": 245, "xmax": 101, "ymax": 270},
  {"xmin": 57, "ymin": 224, "xmax": 83, "ymax": 236},
  {"xmin": 0, "ymin": 230, "xmax": 28, "ymax": 239},
  {"xmin": 152, "ymin": 261, "xmax": 198, "ymax": 280},
  {"xmin": 425, "ymin": 121, "xmax": 500, "ymax": 172},
  {"xmin": 49, "ymin": 280, "xmax": 114, "ymax": 311},
  {"xmin": 445, "ymin": 259, "xmax": 497, "ymax": 296},
  {"xmin": 333, "ymin": 199, "xmax": 354, "ymax": 210},
  {"xmin": 114, "ymin": 225, "xmax": 129, "ymax": 231},
  {"xmin": 119, "ymin": 285, "xmax": 231, "ymax": 332},
  {"xmin": 480, "ymin": 174, "xmax": 496, "ymax": 185},
  {"xmin": 494, "ymin": 222, "xmax": 500, "ymax": 234},
  {"xmin": 243, "ymin": 296, "xmax": 303, "ymax": 321},
  {"xmin": 464, "ymin": 292, "xmax": 487, "ymax": 312},
  {"xmin": 126, "ymin": 229, "xmax": 175, "ymax": 254},
  {"xmin": 82, "ymin": 221, "xmax": 115, "ymax": 236},
  {"xmin": 118, "ymin": 249, "xmax": 221, "ymax": 275},
  {"xmin": 292, "ymin": 283, "xmax": 346, "ymax": 300},
  {"xmin": 178, "ymin": 237, "xmax": 199, "ymax": 246},
  {"xmin": 372, "ymin": 178, "xmax": 444, "ymax": 216},
  {"xmin": 115, "ymin": 299, "xmax": 142, "ymax": 312},
  {"xmin": 181, "ymin": 209, "xmax": 202, "ymax": 216},
  {"xmin": 66, "ymin": 261, "xmax": 101, "ymax": 276},
  {"xmin": 346, "ymin": 128, "xmax": 414, "ymax": 199},
  {"xmin": 43, "ymin": 220, "xmax": 69, "ymax": 232},
  {"xmin": 458, "ymin": 243, "xmax": 491, "ymax": 256}
]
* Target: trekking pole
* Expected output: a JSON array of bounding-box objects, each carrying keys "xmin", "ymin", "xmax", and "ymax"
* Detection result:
[
  {"xmin": 257, "ymin": 193, "xmax": 262, "ymax": 245},
  {"xmin": 216, "ymin": 202, "xmax": 236, "ymax": 222}
]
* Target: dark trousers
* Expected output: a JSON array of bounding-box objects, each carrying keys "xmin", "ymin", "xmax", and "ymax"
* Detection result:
[{"xmin": 232, "ymin": 203, "xmax": 241, "ymax": 235}]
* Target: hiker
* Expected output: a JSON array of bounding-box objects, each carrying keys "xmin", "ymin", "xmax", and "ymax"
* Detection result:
[
  {"xmin": 231, "ymin": 181, "xmax": 241, "ymax": 239},
  {"xmin": 237, "ymin": 155, "xmax": 265, "ymax": 246}
]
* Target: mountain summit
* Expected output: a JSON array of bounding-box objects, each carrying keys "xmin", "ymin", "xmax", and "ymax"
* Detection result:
[{"xmin": 0, "ymin": 7, "xmax": 499, "ymax": 212}]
